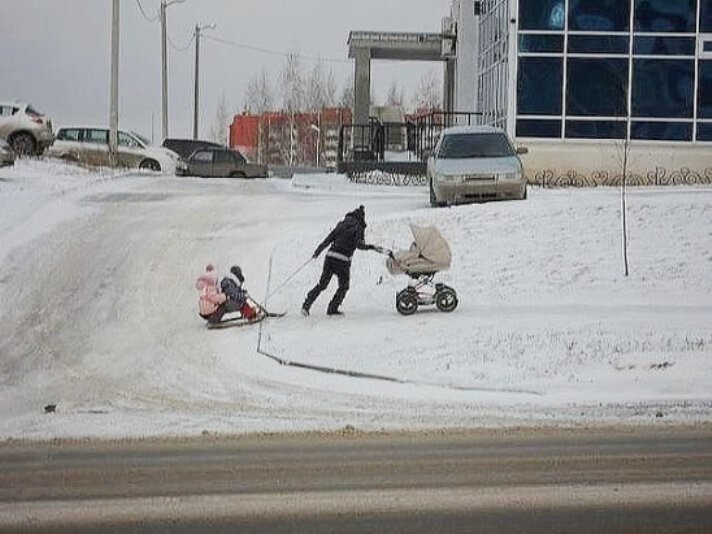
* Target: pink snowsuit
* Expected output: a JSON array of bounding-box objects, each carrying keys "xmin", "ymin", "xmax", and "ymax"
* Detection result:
[{"xmin": 196, "ymin": 268, "xmax": 226, "ymax": 317}]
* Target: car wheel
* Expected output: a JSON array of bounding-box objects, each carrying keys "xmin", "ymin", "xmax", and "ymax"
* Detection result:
[
  {"xmin": 139, "ymin": 159, "xmax": 161, "ymax": 172},
  {"xmin": 395, "ymin": 289, "xmax": 418, "ymax": 316},
  {"xmin": 521, "ymin": 185, "xmax": 528, "ymax": 200},
  {"xmin": 10, "ymin": 132, "xmax": 37, "ymax": 156},
  {"xmin": 435, "ymin": 287, "xmax": 458, "ymax": 313},
  {"xmin": 429, "ymin": 179, "xmax": 438, "ymax": 207},
  {"xmin": 230, "ymin": 171, "xmax": 247, "ymax": 178}
]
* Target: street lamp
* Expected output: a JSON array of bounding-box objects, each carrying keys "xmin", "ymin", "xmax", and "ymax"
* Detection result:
[
  {"xmin": 193, "ymin": 22, "xmax": 217, "ymax": 140},
  {"xmin": 160, "ymin": 0, "xmax": 185, "ymax": 141},
  {"xmin": 309, "ymin": 124, "xmax": 321, "ymax": 168}
]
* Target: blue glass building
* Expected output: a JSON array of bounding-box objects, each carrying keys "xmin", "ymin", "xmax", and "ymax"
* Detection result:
[{"xmin": 476, "ymin": 0, "xmax": 712, "ymax": 183}]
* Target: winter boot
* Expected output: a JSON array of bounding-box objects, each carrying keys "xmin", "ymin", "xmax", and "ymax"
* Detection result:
[
  {"xmin": 301, "ymin": 306, "xmax": 310, "ymax": 317},
  {"xmin": 327, "ymin": 308, "xmax": 343, "ymax": 316},
  {"xmin": 240, "ymin": 302, "xmax": 258, "ymax": 321}
]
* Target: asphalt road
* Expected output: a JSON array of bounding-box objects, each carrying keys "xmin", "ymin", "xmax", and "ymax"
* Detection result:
[{"xmin": 1, "ymin": 426, "xmax": 711, "ymax": 533}]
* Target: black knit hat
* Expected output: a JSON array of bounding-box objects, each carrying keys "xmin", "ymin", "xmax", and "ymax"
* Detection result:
[
  {"xmin": 349, "ymin": 205, "xmax": 365, "ymax": 219},
  {"xmin": 230, "ymin": 265, "xmax": 244, "ymax": 283}
]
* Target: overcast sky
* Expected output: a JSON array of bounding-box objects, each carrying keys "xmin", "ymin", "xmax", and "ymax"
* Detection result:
[{"xmin": 1, "ymin": 0, "xmax": 452, "ymax": 141}]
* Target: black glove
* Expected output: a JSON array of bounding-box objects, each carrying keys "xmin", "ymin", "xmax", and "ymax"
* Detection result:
[{"xmin": 312, "ymin": 250, "xmax": 320, "ymax": 259}]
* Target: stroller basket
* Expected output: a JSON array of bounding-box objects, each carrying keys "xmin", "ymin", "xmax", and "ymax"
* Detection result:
[{"xmin": 386, "ymin": 224, "xmax": 452, "ymax": 276}]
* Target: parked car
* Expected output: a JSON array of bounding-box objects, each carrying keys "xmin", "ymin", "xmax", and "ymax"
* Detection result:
[
  {"xmin": 0, "ymin": 101, "xmax": 55, "ymax": 156},
  {"xmin": 185, "ymin": 147, "xmax": 268, "ymax": 178},
  {"xmin": 162, "ymin": 138, "xmax": 226, "ymax": 161},
  {"xmin": 48, "ymin": 127, "xmax": 186, "ymax": 174},
  {"xmin": 427, "ymin": 125, "xmax": 528, "ymax": 206},
  {"xmin": 0, "ymin": 139, "xmax": 15, "ymax": 167}
]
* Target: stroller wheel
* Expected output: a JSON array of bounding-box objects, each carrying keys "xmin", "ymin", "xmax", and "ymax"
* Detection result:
[
  {"xmin": 396, "ymin": 290, "xmax": 418, "ymax": 316},
  {"xmin": 435, "ymin": 288, "xmax": 458, "ymax": 313}
]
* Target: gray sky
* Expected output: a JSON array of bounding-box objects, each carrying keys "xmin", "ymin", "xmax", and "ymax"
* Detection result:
[{"xmin": 1, "ymin": 0, "xmax": 452, "ymax": 141}]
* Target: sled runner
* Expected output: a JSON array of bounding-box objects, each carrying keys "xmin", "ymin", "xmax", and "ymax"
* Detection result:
[
  {"xmin": 206, "ymin": 311, "xmax": 286, "ymax": 329},
  {"xmin": 375, "ymin": 224, "xmax": 458, "ymax": 316}
]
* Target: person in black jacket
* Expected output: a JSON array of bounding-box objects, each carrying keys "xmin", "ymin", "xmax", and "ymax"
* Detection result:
[{"xmin": 302, "ymin": 205, "xmax": 374, "ymax": 316}]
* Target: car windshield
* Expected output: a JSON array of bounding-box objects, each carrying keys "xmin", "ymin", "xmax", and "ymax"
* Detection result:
[
  {"xmin": 131, "ymin": 132, "xmax": 152, "ymax": 146},
  {"xmin": 438, "ymin": 132, "xmax": 515, "ymax": 159},
  {"xmin": 25, "ymin": 105, "xmax": 43, "ymax": 116}
]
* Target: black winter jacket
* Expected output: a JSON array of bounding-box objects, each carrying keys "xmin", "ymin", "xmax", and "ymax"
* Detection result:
[{"xmin": 315, "ymin": 213, "xmax": 368, "ymax": 260}]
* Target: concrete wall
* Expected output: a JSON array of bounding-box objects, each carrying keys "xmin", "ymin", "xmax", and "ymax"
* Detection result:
[{"xmin": 518, "ymin": 140, "xmax": 712, "ymax": 186}]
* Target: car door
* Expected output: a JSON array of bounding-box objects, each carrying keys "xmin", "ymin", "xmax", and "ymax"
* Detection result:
[
  {"xmin": 54, "ymin": 128, "xmax": 83, "ymax": 161},
  {"xmin": 213, "ymin": 149, "xmax": 237, "ymax": 177},
  {"xmin": 82, "ymin": 128, "xmax": 110, "ymax": 166},
  {"xmin": 187, "ymin": 149, "xmax": 215, "ymax": 177},
  {"xmin": 117, "ymin": 131, "xmax": 144, "ymax": 168}
]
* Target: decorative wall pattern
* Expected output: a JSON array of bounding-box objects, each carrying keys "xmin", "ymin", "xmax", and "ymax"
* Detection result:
[
  {"xmin": 531, "ymin": 167, "xmax": 712, "ymax": 187},
  {"xmin": 349, "ymin": 171, "xmax": 428, "ymax": 187}
]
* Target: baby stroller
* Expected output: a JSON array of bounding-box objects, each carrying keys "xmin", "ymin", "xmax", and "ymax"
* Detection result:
[{"xmin": 374, "ymin": 224, "xmax": 458, "ymax": 316}]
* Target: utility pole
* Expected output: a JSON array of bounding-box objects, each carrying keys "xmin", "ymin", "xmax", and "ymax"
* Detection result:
[
  {"xmin": 160, "ymin": 0, "xmax": 185, "ymax": 141},
  {"xmin": 193, "ymin": 23, "xmax": 215, "ymax": 140},
  {"xmin": 109, "ymin": 0, "xmax": 120, "ymax": 164}
]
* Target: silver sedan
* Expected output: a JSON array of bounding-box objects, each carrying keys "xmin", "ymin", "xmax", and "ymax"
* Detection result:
[{"xmin": 427, "ymin": 126, "xmax": 528, "ymax": 206}]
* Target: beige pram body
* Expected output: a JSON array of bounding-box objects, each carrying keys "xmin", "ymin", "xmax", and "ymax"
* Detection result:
[
  {"xmin": 377, "ymin": 224, "xmax": 458, "ymax": 315},
  {"xmin": 386, "ymin": 224, "xmax": 452, "ymax": 276}
]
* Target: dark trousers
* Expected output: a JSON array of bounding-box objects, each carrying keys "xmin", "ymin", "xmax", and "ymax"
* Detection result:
[{"xmin": 303, "ymin": 256, "xmax": 351, "ymax": 313}]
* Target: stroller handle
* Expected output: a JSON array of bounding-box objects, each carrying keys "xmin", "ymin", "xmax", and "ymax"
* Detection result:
[{"xmin": 370, "ymin": 244, "xmax": 394, "ymax": 258}]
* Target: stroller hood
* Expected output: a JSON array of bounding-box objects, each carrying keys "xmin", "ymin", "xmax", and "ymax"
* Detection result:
[{"xmin": 387, "ymin": 224, "xmax": 452, "ymax": 275}]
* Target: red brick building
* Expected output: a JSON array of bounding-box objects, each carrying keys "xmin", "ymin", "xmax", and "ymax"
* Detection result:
[{"xmin": 230, "ymin": 107, "xmax": 352, "ymax": 168}]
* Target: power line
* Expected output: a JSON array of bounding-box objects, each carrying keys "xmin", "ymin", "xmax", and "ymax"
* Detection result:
[
  {"xmin": 168, "ymin": 31, "xmax": 195, "ymax": 52},
  {"xmin": 203, "ymin": 35, "xmax": 351, "ymax": 64},
  {"xmin": 135, "ymin": 0, "xmax": 159, "ymax": 22}
]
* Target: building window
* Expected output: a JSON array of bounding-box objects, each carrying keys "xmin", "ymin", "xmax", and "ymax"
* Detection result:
[
  {"xmin": 568, "ymin": 0, "xmax": 630, "ymax": 31},
  {"xmin": 517, "ymin": 57, "xmax": 563, "ymax": 115},
  {"xmin": 697, "ymin": 122, "xmax": 712, "ymax": 140},
  {"xmin": 699, "ymin": 60, "xmax": 712, "ymax": 118},
  {"xmin": 567, "ymin": 58, "xmax": 628, "ymax": 116},
  {"xmin": 632, "ymin": 59, "xmax": 694, "ymax": 118},
  {"xmin": 634, "ymin": 0, "xmax": 697, "ymax": 33},
  {"xmin": 566, "ymin": 120, "xmax": 627, "ymax": 139},
  {"xmin": 634, "ymin": 36, "xmax": 696, "ymax": 56},
  {"xmin": 518, "ymin": 0, "xmax": 564, "ymax": 30},
  {"xmin": 568, "ymin": 35, "xmax": 629, "ymax": 54},
  {"xmin": 516, "ymin": 119, "xmax": 562, "ymax": 138},
  {"xmin": 702, "ymin": 1, "xmax": 712, "ymax": 32},
  {"xmin": 631, "ymin": 121, "xmax": 693, "ymax": 141},
  {"xmin": 519, "ymin": 34, "xmax": 564, "ymax": 53}
]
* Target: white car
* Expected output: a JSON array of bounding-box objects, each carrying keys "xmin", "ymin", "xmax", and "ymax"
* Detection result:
[
  {"xmin": 0, "ymin": 101, "xmax": 55, "ymax": 156},
  {"xmin": 0, "ymin": 139, "xmax": 15, "ymax": 167},
  {"xmin": 427, "ymin": 125, "xmax": 528, "ymax": 206},
  {"xmin": 48, "ymin": 127, "xmax": 186, "ymax": 175}
]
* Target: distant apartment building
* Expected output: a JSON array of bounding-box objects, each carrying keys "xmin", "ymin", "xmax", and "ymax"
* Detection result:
[{"xmin": 229, "ymin": 107, "xmax": 352, "ymax": 168}]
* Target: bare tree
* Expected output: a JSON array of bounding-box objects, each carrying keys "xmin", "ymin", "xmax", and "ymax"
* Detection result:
[
  {"xmin": 339, "ymin": 73, "xmax": 354, "ymax": 111},
  {"xmin": 209, "ymin": 93, "xmax": 231, "ymax": 145},
  {"xmin": 280, "ymin": 50, "xmax": 305, "ymax": 166},
  {"xmin": 306, "ymin": 60, "xmax": 329, "ymax": 112},
  {"xmin": 411, "ymin": 71, "xmax": 442, "ymax": 112},
  {"xmin": 386, "ymin": 81, "xmax": 404, "ymax": 107},
  {"xmin": 281, "ymin": 50, "xmax": 305, "ymax": 113},
  {"xmin": 244, "ymin": 67, "xmax": 274, "ymax": 114}
]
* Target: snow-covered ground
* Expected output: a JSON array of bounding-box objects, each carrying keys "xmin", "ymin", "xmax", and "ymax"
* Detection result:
[{"xmin": 1, "ymin": 160, "xmax": 711, "ymax": 440}]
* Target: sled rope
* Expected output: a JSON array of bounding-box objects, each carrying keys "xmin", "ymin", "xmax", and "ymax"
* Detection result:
[{"xmin": 265, "ymin": 257, "xmax": 313, "ymax": 300}]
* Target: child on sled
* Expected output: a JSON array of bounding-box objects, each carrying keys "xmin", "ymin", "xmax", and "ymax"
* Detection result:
[{"xmin": 195, "ymin": 265, "xmax": 260, "ymax": 324}]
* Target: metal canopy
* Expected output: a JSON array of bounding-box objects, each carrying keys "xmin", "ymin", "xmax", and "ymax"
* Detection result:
[{"xmin": 348, "ymin": 31, "xmax": 446, "ymax": 62}]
